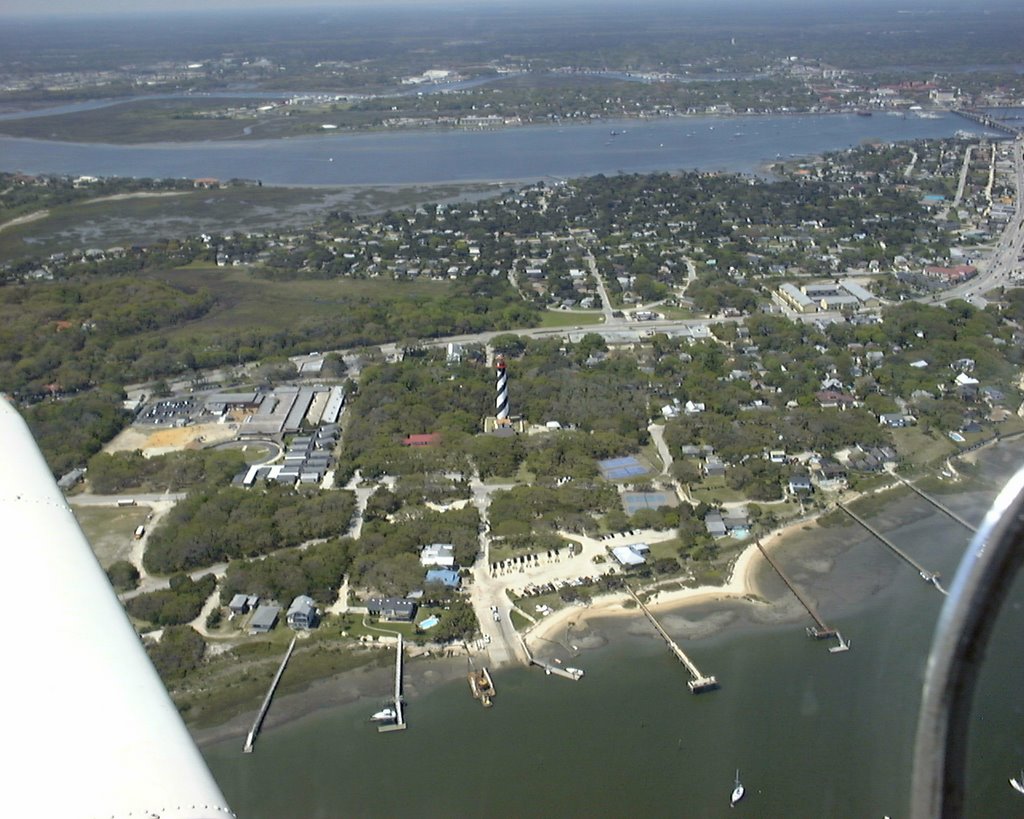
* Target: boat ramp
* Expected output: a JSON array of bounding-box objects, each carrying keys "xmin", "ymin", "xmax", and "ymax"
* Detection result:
[
  {"xmin": 520, "ymin": 635, "xmax": 585, "ymax": 681},
  {"xmin": 626, "ymin": 587, "xmax": 718, "ymax": 693}
]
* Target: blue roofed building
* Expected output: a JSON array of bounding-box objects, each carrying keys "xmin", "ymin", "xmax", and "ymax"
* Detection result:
[{"xmin": 425, "ymin": 568, "xmax": 462, "ymax": 589}]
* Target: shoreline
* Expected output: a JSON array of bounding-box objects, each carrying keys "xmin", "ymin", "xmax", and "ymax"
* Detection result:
[
  {"xmin": 191, "ymin": 516, "xmax": 817, "ymax": 749},
  {"xmin": 522, "ymin": 515, "xmax": 812, "ymax": 651},
  {"xmin": 193, "ymin": 439, "xmax": 1024, "ymax": 750}
]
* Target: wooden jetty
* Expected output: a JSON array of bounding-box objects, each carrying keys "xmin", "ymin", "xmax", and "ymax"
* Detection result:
[
  {"xmin": 837, "ymin": 502, "xmax": 946, "ymax": 595},
  {"xmin": 626, "ymin": 587, "xmax": 718, "ymax": 693},
  {"xmin": 755, "ymin": 541, "xmax": 848, "ymax": 652},
  {"xmin": 243, "ymin": 635, "xmax": 297, "ymax": 753},
  {"xmin": 892, "ymin": 475, "xmax": 977, "ymax": 532},
  {"xmin": 378, "ymin": 633, "xmax": 408, "ymax": 732}
]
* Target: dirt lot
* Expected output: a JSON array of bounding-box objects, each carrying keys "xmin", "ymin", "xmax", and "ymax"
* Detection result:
[
  {"xmin": 106, "ymin": 422, "xmax": 239, "ymax": 456},
  {"xmin": 73, "ymin": 505, "xmax": 151, "ymax": 568}
]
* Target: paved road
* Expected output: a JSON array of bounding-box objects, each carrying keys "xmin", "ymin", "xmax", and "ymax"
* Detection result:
[
  {"xmin": 931, "ymin": 136, "xmax": 1024, "ymax": 306},
  {"xmin": 67, "ymin": 491, "xmax": 187, "ymax": 506}
]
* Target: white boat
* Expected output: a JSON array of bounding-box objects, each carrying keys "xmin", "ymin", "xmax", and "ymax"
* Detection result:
[
  {"xmin": 731, "ymin": 769, "xmax": 745, "ymax": 806},
  {"xmin": 1011, "ymin": 769, "xmax": 1024, "ymax": 795},
  {"xmin": 370, "ymin": 708, "xmax": 396, "ymax": 722}
]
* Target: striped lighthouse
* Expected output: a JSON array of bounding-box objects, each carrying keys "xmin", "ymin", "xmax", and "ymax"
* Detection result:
[{"xmin": 495, "ymin": 355, "xmax": 510, "ymax": 422}]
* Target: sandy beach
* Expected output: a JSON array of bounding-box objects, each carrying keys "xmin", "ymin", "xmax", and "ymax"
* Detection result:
[{"xmin": 523, "ymin": 516, "xmax": 817, "ymax": 652}]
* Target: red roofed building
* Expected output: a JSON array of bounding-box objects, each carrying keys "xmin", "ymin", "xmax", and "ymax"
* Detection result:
[
  {"xmin": 923, "ymin": 264, "xmax": 977, "ymax": 284},
  {"xmin": 402, "ymin": 433, "xmax": 441, "ymax": 447}
]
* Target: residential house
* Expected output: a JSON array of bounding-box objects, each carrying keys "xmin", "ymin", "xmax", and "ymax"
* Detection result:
[
  {"xmin": 704, "ymin": 510, "xmax": 728, "ymax": 538},
  {"xmin": 788, "ymin": 474, "xmax": 813, "ymax": 494},
  {"xmin": 366, "ymin": 597, "xmax": 418, "ymax": 622},
  {"xmin": 249, "ymin": 604, "xmax": 280, "ymax": 634},
  {"xmin": 228, "ymin": 593, "xmax": 259, "ymax": 616},
  {"xmin": 703, "ymin": 456, "xmax": 727, "ymax": 479},
  {"xmin": 420, "ymin": 543, "xmax": 456, "ymax": 568},
  {"xmin": 424, "ymin": 568, "xmax": 462, "ymax": 589},
  {"xmin": 286, "ymin": 595, "xmax": 318, "ymax": 630}
]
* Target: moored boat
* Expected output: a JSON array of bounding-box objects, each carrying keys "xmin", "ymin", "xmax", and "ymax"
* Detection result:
[
  {"xmin": 1011, "ymin": 769, "xmax": 1024, "ymax": 795},
  {"xmin": 468, "ymin": 666, "xmax": 495, "ymax": 707},
  {"xmin": 370, "ymin": 707, "xmax": 397, "ymax": 723},
  {"xmin": 730, "ymin": 769, "xmax": 745, "ymax": 807}
]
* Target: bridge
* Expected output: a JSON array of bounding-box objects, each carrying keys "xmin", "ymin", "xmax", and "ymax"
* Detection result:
[{"xmin": 952, "ymin": 108, "xmax": 1022, "ymax": 137}]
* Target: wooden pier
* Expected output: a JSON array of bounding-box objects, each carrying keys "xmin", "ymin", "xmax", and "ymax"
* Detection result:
[
  {"xmin": 892, "ymin": 475, "xmax": 978, "ymax": 532},
  {"xmin": 755, "ymin": 542, "xmax": 848, "ymax": 651},
  {"xmin": 837, "ymin": 503, "xmax": 947, "ymax": 595},
  {"xmin": 243, "ymin": 635, "xmax": 297, "ymax": 753},
  {"xmin": 378, "ymin": 633, "xmax": 408, "ymax": 732},
  {"xmin": 626, "ymin": 587, "xmax": 718, "ymax": 693}
]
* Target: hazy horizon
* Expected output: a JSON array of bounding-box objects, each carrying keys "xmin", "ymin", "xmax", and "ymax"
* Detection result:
[{"xmin": 5, "ymin": 0, "xmax": 1016, "ymax": 20}]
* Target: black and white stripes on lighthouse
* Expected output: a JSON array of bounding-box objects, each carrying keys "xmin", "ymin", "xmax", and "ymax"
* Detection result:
[{"xmin": 495, "ymin": 355, "xmax": 510, "ymax": 421}]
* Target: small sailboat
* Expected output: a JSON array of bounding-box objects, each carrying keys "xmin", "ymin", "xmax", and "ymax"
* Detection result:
[
  {"xmin": 731, "ymin": 769, "xmax": 745, "ymax": 806},
  {"xmin": 1011, "ymin": 769, "xmax": 1024, "ymax": 795}
]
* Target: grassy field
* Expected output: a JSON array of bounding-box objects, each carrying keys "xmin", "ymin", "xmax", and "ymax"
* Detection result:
[
  {"xmin": 0, "ymin": 182, "xmax": 507, "ymax": 260},
  {"xmin": 176, "ymin": 635, "xmax": 389, "ymax": 730},
  {"xmin": 147, "ymin": 265, "xmax": 450, "ymax": 339},
  {"xmin": 73, "ymin": 505, "xmax": 150, "ymax": 568},
  {"xmin": 536, "ymin": 310, "xmax": 604, "ymax": 329}
]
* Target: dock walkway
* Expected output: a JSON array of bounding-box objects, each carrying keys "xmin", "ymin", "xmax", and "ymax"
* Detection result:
[
  {"xmin": 243, "ymin": 635, "xmax": 297, "ymax": 753},
  {"xmin": 626, "ymin": 587, "xmax": 717, "ymax": 692},
  {"xmin": 892, "ymin": 475, "xmax": 977, "ymax": 532},
  {"xmin": 837, "ymin": 503, "xmax": 947, "ymax": 595},
  {"xmin": 378, "ymin": 633, "xmax": 408, "ymax": 732},
  {"xmin": 755, "ymin": 542, "xmax": 848, "ymax": 651}
]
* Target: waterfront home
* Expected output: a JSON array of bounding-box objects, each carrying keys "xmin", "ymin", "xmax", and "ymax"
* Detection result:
[
  {"xmin": 367, "ymin": 597, "xmax": 418, "ymax": 622},
  {"xmin": 286, "ymin": 595, "xmax": 318, "ymax": 630},
  {"xmin": 249, "ymin": 604, "xmax": 280, "ymax": 634}
]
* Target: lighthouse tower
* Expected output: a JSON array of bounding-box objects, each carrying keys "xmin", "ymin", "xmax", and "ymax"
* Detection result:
[
  {"xmin": 483, "ymin": 353, "xmax": 522, "ymax": 434},
  {"xmin": 495, "ymin": 355, "xmax": 510, "ymax": 422}
]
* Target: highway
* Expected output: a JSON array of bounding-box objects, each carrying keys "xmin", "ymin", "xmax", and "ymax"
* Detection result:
[{"xmin": 931, "ymin": 136, "xmax": 1024, "ymax": 308}]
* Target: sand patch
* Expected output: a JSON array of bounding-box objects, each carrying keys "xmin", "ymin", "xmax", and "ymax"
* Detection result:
[{"xmin": 106, "ymin": 422, "xmax": 238, "ymax": 456}]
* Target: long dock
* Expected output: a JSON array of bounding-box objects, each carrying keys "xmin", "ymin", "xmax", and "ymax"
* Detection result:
[
  {"xmin": 892, "ymin": 475, "xmax": 977, "ymax": 532},
  {"xmin": 243, "ymin": 635, "xmax": 297, "ymax": 753},
  {"xmin": 378, "ymin": 633, "xmax": 408, "ymax": 732},
  {"xmin": 626, "ymin": 587, "xmax": 718, "ymax": 693},
  {"xmin": 755, "ymin": 542, "xmax": 848, "ymax": 651},
  {"xmin": 837, "ymin": 503, "xmax": 947, "ymax": 595}
]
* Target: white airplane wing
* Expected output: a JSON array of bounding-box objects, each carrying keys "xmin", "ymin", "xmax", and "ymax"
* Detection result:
[{"xmin": 0, "ymin": 396, "xmax": 233, "ymax": 819}]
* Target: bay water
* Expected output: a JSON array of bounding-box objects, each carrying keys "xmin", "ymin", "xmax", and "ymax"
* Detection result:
[
  {"xmin": 0, "ymin": 112, "xmax": 1000, "ymax": 186},
  {"xmin": 204, "ymin": 442, "xmax": 1024, "ymax": 818}
]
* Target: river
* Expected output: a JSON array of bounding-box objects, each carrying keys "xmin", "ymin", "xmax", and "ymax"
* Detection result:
[
  {"xmin": 0, "ymin": 111, "xmax": 1001, "ymax": 186},
  {"xmin": 203, "ymin": 442, "xmax": 1024, "ymax": 818}
]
